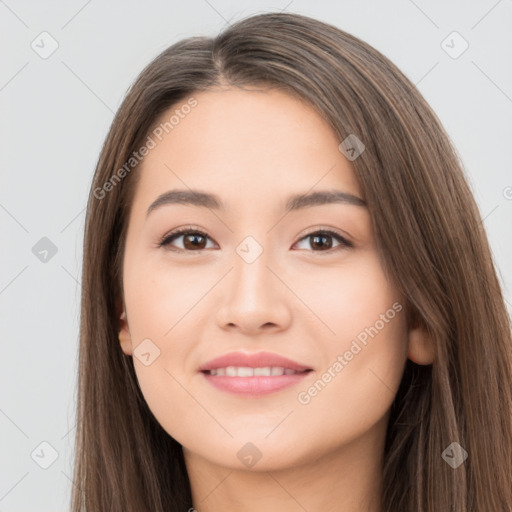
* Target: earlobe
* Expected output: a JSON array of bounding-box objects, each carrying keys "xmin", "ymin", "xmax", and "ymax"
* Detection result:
[
  {"xmin": 118, "ymin": 310, "xmax": 133, "ymax": 356},
  {"xmin": 407, "ymin": 325, "xmax": 435, "ymax": 365}
]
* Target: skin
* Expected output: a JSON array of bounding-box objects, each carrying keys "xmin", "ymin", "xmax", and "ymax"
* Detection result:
[{"xmin": 118, "ymin": 86, "xmax": 434, "ymax": 512}]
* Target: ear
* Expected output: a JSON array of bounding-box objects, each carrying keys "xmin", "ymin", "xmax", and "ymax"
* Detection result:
[
  {"xmin": 118, "ymin": 309, "xmax": 133, "ymax": 356},
  {"xmin": 407, "ymin": 323, "xmax": 435, "ymax": 365}
]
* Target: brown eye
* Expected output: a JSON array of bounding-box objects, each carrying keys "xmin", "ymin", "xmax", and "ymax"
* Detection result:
[
  {"xmin": 310, "ymin": 233, "xmax": 333, "ymax": 250},
  {"xmin": 159, "ymin": 227, "xmax": 352, "ymax": 253},
  {"xmin": 294, "ymin": 230, "xmax": 352, "ymax": 252},
  {"xmin": 182, "ymin": 232, "xmax": 207, "ymax": 250},
  {"xmin": 159, "ymin": 229, "xmax": 214, "ymax": 251}
]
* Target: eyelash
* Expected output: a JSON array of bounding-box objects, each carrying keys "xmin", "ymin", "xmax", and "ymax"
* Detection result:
[{"xmin": 157, "ymin": 225, "xmax": 353, "ymax": 254}]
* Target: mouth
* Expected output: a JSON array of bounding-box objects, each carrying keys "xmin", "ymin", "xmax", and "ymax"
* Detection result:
[
  {"xmin": 198, "ymin": 351, "xmax": 313, "ymax": 396},
  {"xmin": 202, "ymin": 366, "xmax": 311, "ymax": 377},
  {"xmin": 200, "ymin": 366, "xmax": 313, "ymax": 396}
]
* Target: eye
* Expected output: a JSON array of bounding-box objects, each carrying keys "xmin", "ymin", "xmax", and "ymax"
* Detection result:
[
  {"xmin": 292, "ymin": 229, "xmax": 353, "ymax": 253},
  {"xmin": 158, "ymin": 226, "xmax": 216, "ymax": 251},
  {"xmin": 158, "ymin": 226, "xmax": 353, "ymax": 253}
]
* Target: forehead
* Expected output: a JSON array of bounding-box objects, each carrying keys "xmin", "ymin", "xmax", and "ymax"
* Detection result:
[{"xmin": 133, "ymin": 87, "xmax": 362, "ymax": 213}]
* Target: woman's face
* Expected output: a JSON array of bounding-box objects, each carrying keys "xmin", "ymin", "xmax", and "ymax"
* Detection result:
[{"xmin": 119, "ymin": 86, "xmax": 416, "ymax": 471}]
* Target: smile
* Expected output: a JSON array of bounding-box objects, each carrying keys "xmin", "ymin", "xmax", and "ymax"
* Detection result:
[
  {"xmin": 198, "ymin": 351, "xmax": 313, "ymax": 395},
  {"xmin": 204, "ymin": 366, "xmax": 307, "ymax": 377},
  {"xmin": 201, "ymin": 367, "xmax": 313, "ymax": 395}
]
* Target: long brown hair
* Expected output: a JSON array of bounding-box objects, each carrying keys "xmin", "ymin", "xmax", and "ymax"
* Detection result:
[{"xmin": 72, "ymin": 12, "xmax": 512, "ymax": 511}]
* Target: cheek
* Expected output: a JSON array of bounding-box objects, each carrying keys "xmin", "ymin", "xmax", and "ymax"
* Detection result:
[
  {"xmin": 291, "ymin": 251, "xmax": 405, "ymax": 344},
  {"xmin": 124, "ymin": 256, "xmax": 210, "ymax": 341},
  {"xmin": 291, "ymin": 253, "xmax": 408, "ymax": 432},
  {"xmin": 122, "ymin": 255, "xmax": 218, "ymax": 409}
]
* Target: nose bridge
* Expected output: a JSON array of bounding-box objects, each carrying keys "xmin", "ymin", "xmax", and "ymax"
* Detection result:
[{"xmin": 231, "ymin": 233, "xmax": 275, "ymax": 297}]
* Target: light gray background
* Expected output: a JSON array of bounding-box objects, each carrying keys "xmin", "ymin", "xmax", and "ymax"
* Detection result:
[{"xmin": 1, "ymin": 1, "xmax": 511, "ymax": 510}]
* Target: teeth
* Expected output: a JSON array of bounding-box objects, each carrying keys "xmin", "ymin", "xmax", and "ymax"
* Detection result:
[
  {"xmin": 235, "ymin": 366, "xmax": 253, "ymax": 377},
  {"xmin": 226, "ymin": 366, "xmax": 238, "ymax": 377},
  {"xmin": 206, "ymin": 366, "xmax": 302, "ymax": 377}
]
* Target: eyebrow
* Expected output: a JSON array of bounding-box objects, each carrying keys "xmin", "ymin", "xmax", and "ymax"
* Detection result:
[{"xmin": 146, "ymin": 188, "xmax": 366, "ymax": 217}]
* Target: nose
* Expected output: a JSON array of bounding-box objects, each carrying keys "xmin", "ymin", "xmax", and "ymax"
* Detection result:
[{"xmin": 215, "ymin": 240, "xmax": 292, "ymax": 335}]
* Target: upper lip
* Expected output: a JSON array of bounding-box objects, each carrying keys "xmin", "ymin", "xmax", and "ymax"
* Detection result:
[{"xmin": 199, "ymin": 351, "xmax": 312, "ymax": 372}]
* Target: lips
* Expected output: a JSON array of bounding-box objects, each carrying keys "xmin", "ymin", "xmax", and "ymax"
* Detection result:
[
  {"xmin": 198, "ymin": 351, "xmax": 313, "ymax": 396},
  {"xmin": 198, "ymin": 351, "xmax": 312, "ymax": 373}
]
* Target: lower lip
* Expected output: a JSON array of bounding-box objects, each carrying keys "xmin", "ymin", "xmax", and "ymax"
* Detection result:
[{"xmin": 201, "ymin": 371, "xmax": 312, "ymax": 396}]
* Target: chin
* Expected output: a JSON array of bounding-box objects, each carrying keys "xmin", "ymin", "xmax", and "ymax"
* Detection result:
[{"xmin": 184, "ymin": 435, "xmax": 313, "ymax": 473}]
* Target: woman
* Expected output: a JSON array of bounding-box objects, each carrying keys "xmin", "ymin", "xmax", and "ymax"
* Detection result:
[{"xmin": 72, "ymin": 11, "xmax": 512, "ymax": 512}]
